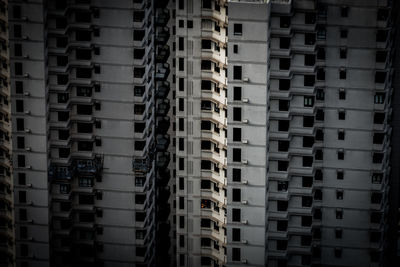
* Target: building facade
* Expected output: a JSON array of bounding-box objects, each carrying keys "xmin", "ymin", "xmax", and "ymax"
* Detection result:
[
  {"xmin": 227, "ymin": 0, "xmax": 393, "ymax": 266},
  {"xmin": 10, "ymin": 0, "xmax": 159, "ymax": 266}
]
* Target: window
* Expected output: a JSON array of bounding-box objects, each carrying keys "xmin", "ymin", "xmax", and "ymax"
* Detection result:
[
  {"xmin": 179, "ymin": 58, "xmax": 184, "ymax": 71},
  {"xmin": 334, "ymin": 248, "xmax": 342, "ymax": 258},
  {"xmin": 232, "ymin": 208, "xmax": 241, "ymax": 222},
  {"xmin": 13, "ymin": 5, "xmax": 21, "ymax": 18},
  {"xmin": 278, "ymin": 120, "xmax": 289, "ymax": 131},
  {"xmin": 338, "ymin": 149, "xmax": 344, "ymax": 160},
  {"xmin": 77, "ymin": 105, "xmax": 92, "ymax": 115},
  {"xmin": 305, "ymin": 33, "xmax": 316, "ymax": 45},
  {"xmin": 57, "ymin": 56, "xmax": 68, "ymax": 66},
  {"xmin": 339, "ymin": 88, "xmax": 346, "ymax": 100},
  {"xmin": 15, "ymin": 62, "xmax": 23, "ymax": 75},
  {"xmin": 277, "ymin": 220, "xmax": 288, "ymax": 231},
  {"xmin": 277, "ymin": 200, "xmax": 288, "ymax": 211},
  {"xmin": 232, "ymin": 248, "xmax": 241, "ymax": 261},
  {"xmin": 187, "ymin": 20, "xmax": 193, "ymax": 28},
  {"xmin": 304, "ymin": 54, "xmax": 315, "ymax": 66},
  {"xmin": 16, "ymin": 118, "xmax": 24, "ymax": 131},
  {"xmin": 303, "ymin": 156, "xmax": 313, "ymax": 167},
  {"xmin": 336, "ymin": 209, "xmax": 343, "ymax": 220},
  {"xmin": 19, "ymin": 208, "xmax": 27, "ymax": 220},
  {"xmin": 233, "ymin": 44, "xmax": 238, "ymax": 54},
  {"xmin": 233, "ymin": 128, "xmax": 241, "ymax": 142},
  {"xmin": 339, "ymin": 68, "xmax": 347, "ymax": 79},
  {"xmin": 232, "ymin": 148, "xmax": 241, "ymax": 162},
  {"xmin": 279, "ymin": 100, "xmax": 289, "ymax": 111},
  {"xmin": 179, "ymin": 158, "xmax": 184, "ymax": 170},
  {"xmin": 233, "ymin": 86, "xmax": 241, "ymax": 101},
  {"xmin": 279, "ymin": 79, "xmax": 290, "ymax": 90},
  {"xmin": 337, "ymin": 170, "xmax": 344, "ymax": 180},
  {"xmin": 303, "ymin": 136, "xmax": 314, "ymax": 148},
  {"xmin": 376, "ymin": 30, "xmax": 388, "ymax": 42},
  {"xmin": 19, "ymin": 191, "xmax": 26, "ymax": 203},
  {"xmin": 233, "ymin": 66, "xmax": 242, "ymax": 80},
  {"xmin": 305, "ymin": 12, "xmax": 316, "ymax": 24},
  {"xmin": 279, "ymin": 58, "xmax": 290, "ymax": 70},
  {"xmin": 302, "ymin": 176, "xmax": 313, "ymax": 187},
  {"xmin": 337, "ymin": 48, "xmax": 347, "ymax": 61},
  {"xmin": 372, "ymin": 173, "xmax": 383, "ymax": 184},
  {"xmin": 233, "ymin": 107, "xmax": 241, "ymax": 121},
  {"xmin": 341, "ymin": 6, "xmax": 349, "ymax": 17},
  {"xmin": 16, "ymin": 99, "xmax": 24, "ymax": 112},
  {"xmin": 14, "ymin": 24, "xmax": 22, "ymax": 38},
  {"xmin": 375, "ymin": 71, "xmax": 386, "ymax": 83},
  {"xmin": 18, "ymin": 173, "xmax": 26, "ymax": 185},
  {"xmin": 376, "ymin": 51, "xmax": 387, "ymax": 63},
  {"xmin": 340, "ymin": 29, "xmax": 348, "ymax": 38},
  {"xmin": 278, "ymin": 140, "xmax": 289, "ymax": 152},
  {"xmin": 17, "ymin": 136, "xmax": 25, "ymax": 149},
  {"xmin": 278, "ymin": 181, "xmax": 288, "ymax": 192},
  {"xmin": 336, "ymin": 190, "xmax": 343, "ymax": 200},
  {"xmin": 232, "ymin": 228, "xmax": 240, "ymax": 242},
  {"xmin": 304, "ymin": 96, "xmax": 314, "ymax": 107},
  {"xmin": 233, "ymin": 24, "xmax": 242, "ymax": 36},
  {"xmin": 338, "ymin": 129, "xmax": 345, "ymax": 140},
  {"xmin": 304, "ymin": 75, "xmax": 315, "ymax": 86},
  {"xmin": 18, "ymin": 155, "xmax": 26, "ymax": 167},
  {"xmin": 303, "ymin": 116, "xmax": 314, "ymax": 127},
  {"xmin": 338, "ymin": 110, "xmax": 346, "ymax": 120},
  {"xmin": 16, "ymin": 81, "xmax": 23, "ymax": 94},
  {"xmin": 15, "ymin": 43, "xmax": 22, "ymax": 56},
  {"xmin": 232, "ymin": 188, "xmax": 241, "ymax": 202},
  {"xmin": 57, "ymin": 74, "xmax": 69, "ymax": 85},
  {"xmin": 232, "ymin": 168, "xmax": 241, "ymax": 182},
  {"xmin": 280, "ymin": 16, "xmax": 290, "ymax": 28}
]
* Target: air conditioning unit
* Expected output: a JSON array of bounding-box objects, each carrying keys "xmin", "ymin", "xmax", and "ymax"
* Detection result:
[
  {"xmin": 28, "ymin": 201, "xmax": 33, "ymax": 206},
  {"xmin": 24, "ymin": 92, "xmax": 30, "ymax": 96},
  {"xmin": 27, "ymin": 184, "xmax": 32, "ymax": 188},
  {"xmin": 241, "ymin": 240, "xmax": 248, "ymax": 244},
  {"xmin": 242, "ymin": 139, "xmax": 248, "ymax": 144},
  {"xmin": 242, "ymin": 119, "xmax": 248, "ymax": 124},
  {"xmin": 25, "ymin": 165, "xmax": 32, "ymax": 170},
  {"xmin": 241, "ymin": 220, "xmax": 248, "ymax": 225},
  {"xmin": 242, "ymin": 160, "xmax": 248, "ymax": 165},
  {"xmin": 241, "ymin": 259, "xmax": 248, "ymax": 264},
  {"xmin": 242, "ymin": 98, "xmax": 249, "ymax": 103},
  {"xmin": 24, "ymin": 110, "xmax": 31, "ymax": 115},
  {"xmin": 242, "ymin": 180, "xmax": 248, "ymax": 185},
  {"xmin": 27, "ymin": 219, "xmax": 33, "ymax": 223},
  {"xmin": 23, "ymin": 73, "xmax": 30, "ymax": 78},
  {"xmin": 24, "ymin": 129, "xmax": 31, "ymax": 133},
  {"xmin": 241, "ymin": 200, "xmax": 248, "ymax": 205},
  {"xmin": 21, "ymin": 16, "xmax": 28, "ymax": 21},
  {"xmin": 27, "ymin": 237, "xmax": 34, "ymax": 241},
  {"xmin": 25, "ymin": 147, "xmax": 31, "ymax": 151},
  {"xmin": 242, "ymin": 77, "xmax": 249, "ymax": 82},
  {"xmin": 23, "ymin": 55, "xmax": 30, "ymax": 59},
  {"xmin": 22, "ymin": 35, "xmax": 29, "ymax": 40}
]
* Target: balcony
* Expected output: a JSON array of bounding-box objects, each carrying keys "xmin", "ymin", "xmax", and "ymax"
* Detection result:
[
  {"xmin": 156, "ymin": 152, "xmax": 170, "ymax": 170},
  {"xmin": 155, "ymin": 27, "xmax": 170, "ymax": 45},
  {"xmin": 156, "ymin": 45, "xmax": 170, "ymax": 63},
  {"xmin": 157, "ymin": 168, "xmax": 171, "ymax": 187},
  {"xmin": 155, "ymin": 63, "xmax": 170, "ymax": 81},
  {"xmin": 49, "ymin": 165, "xmax": 75, "ymax": 180},
  {"xmin": 156, "ymin": 81, "xmax": 170, "ymax": 98},
  {"xmin": 156, "ymin": 9, "xmax": 170, "ymax": 26},
  {"xmin": 156, "ymin": 116, "xmax": 170, "ymax": 134},
  {"xmin": 156, "ymin": 99, "xmax": 170, "ymax": 116},
  {"xmin": 133, "ymin": 157, "xmax": 151, "ymax": 173},
  {"xmin": 74, "ymin": 157, "xmax": 103, "ymax": 175},
  {"xmin": 156, "ymin": 134, "xmax": 170, "ymax": 151}
]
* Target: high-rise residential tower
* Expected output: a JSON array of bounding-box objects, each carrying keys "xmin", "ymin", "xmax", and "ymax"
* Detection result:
[
  {"xmin": 227, "ymin": 0, "xmax": 393, "ymax": 266},
  {"xmin": 9, "ymin": 0, "xmax": 159, "ymax": 266},
  {"xmin": 175, "ymin": 0, "xmax": 228, "ymax": 266},
  {"xmin": 0, "ymin": 0, "xmax": 13, "ymax": 266}
]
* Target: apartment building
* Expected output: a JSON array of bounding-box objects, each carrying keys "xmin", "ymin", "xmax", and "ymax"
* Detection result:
[
  {"xmin": 10, "ymin": 0, "xmax": 158, "ymax": 266},
  {"xmin": 227, "ymin": 0, "xmax": 393, "ymax": 266},
  {"xmin": 0, "ymin": 0, "xmax": 13, "ymax": 266},
  {"xmin": 175, "ymin": 0, "xmax": 228, "ymax": 266}
]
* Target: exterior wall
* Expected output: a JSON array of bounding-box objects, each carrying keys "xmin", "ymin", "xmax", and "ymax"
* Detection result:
[
  {"xmin": 175, "ymin": 0, "xmax": 228, "ymax": 266},
  {"xmin": 0, "ymin": 0, "xmax": 13, "ymax": 266},
  {"xmin": 227, "ymin": 1, "xmax": 269, "ymax": 266},
  {"xmin": 9, "ymin": 1, "xmax": 50, "ymax": 266},
  {"xmin": 10, "ymin": 0, "xmax": 158, "ymax": 266}
]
